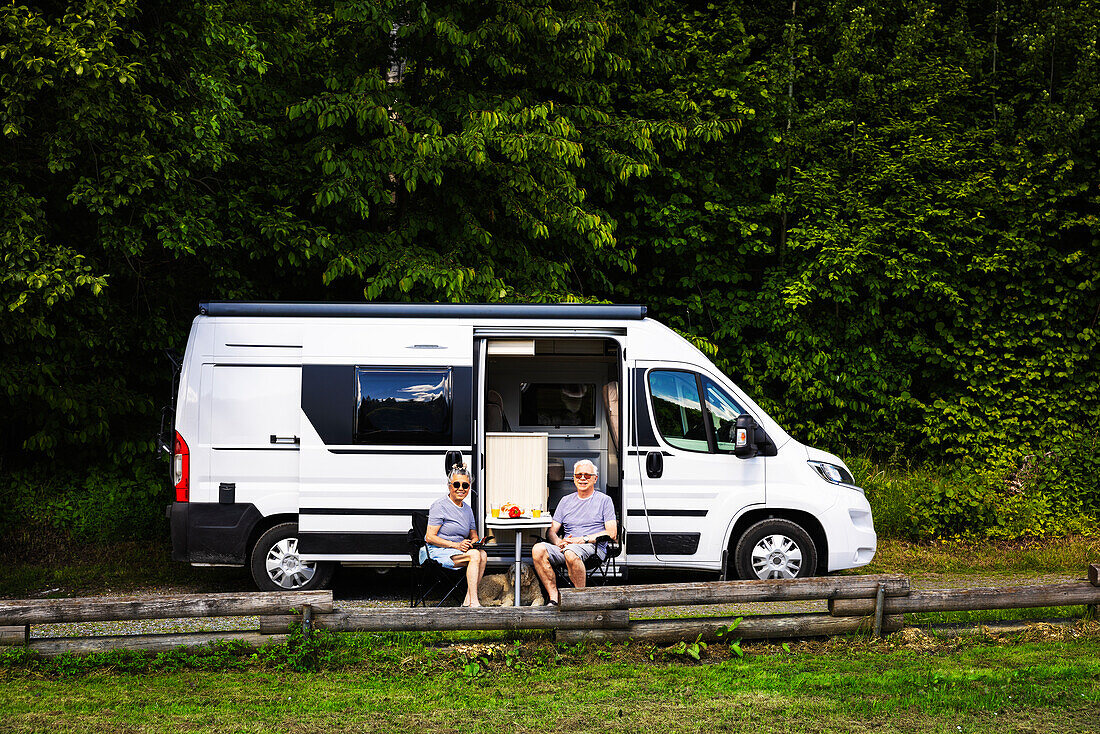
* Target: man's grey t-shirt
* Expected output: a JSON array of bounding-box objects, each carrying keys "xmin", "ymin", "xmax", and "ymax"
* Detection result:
[
  {"xmin": 552, "ymin": 491, "xmax": 616, "ymax": 540},
  {"xmin": 427, "ymin": 496, "xmax": 475, "ymax": 544}
]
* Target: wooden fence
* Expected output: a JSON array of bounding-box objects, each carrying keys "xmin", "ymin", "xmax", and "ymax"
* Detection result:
[
  {"xmin": 0, "ymin": 591, "xmax": 331, "ymax": 656},
  {"xmin": 1, "ymin": 565, "xmax": 1097, "ymax": 656}
]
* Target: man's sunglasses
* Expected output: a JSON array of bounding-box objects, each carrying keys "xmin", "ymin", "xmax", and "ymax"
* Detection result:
[
  {"xmin": 573, "ymin": 473, "xmax": 596, "ymax": 480},
  {"xmin": 451, "ymin": 481, "xmax": 470, "ymax": 489}
]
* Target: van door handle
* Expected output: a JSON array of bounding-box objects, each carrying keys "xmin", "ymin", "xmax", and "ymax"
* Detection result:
[
  {"xmin": 270, "ymin": 435, "xmax": 299, "ymax": 445},
  {"xmin": 645, "ymin": 451, "xmax": 664, "ymax": 479}
]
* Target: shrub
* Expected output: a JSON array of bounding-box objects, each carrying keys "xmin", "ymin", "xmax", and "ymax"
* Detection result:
[
  {"xmin": 850, "ymin": 440, "xmax": 1100, "ymax": 543},
  {"xmin": 0, "ymin": 455, "xmax": 169, "ymax": 559}
]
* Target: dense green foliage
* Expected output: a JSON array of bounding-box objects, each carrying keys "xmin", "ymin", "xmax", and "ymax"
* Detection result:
[
  {"xmin": 850, "ymin": 431, "xmax": 1100, "ymax": 540},
  {"xmin": 1, "ymin": 1, "xmax": 1097, "ymax": 544}
]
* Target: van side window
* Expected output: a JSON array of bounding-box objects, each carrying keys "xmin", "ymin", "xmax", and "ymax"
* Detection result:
[
  {"xmin": 703, "ymin": 377, "xmax": 744, "ymax": 453},
  {"xmin": 648, "ymin": 370, "xmax": 709, "ymax": 452},
  {"xmin": 354, "ymin": 368, "xmax": 452, "ymax": 445}
]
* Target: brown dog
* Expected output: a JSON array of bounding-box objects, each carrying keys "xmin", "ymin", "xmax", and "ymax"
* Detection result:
[{"xmin": 477, "ymin": 563, "xmax": 545, "ymax": 606}]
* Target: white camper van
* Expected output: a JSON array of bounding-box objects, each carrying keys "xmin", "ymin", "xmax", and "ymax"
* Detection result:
[{"xmin": 167, "ymin": 302, "xmax": 876, "ymax": 591}]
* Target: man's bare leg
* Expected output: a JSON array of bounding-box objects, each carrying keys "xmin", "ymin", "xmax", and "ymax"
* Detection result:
[
  {"xmin": 564, "ymin": 550, "xmax": 587, "ymax": 589},
  {"xmin": 532, "ymin": 542, "xmax": 560, "ymax": 603}
]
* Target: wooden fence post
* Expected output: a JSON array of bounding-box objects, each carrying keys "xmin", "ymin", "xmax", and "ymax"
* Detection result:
[
  {"xmin": 873, "ymin": 583, "xmax": 886, "ymax": 637},
  {"xmin": 302, "ymin": 604, "xmax": 313, "ymax": 640},
  {"xmin": 0, "ymin": 626, "xmax": 29, "ymax": 646},
  {"xmin": 1088, "ymin": 563, "xmax": 1099, "ymax": 621}
]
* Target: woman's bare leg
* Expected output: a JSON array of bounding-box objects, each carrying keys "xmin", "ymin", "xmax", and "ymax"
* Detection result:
[
  {"xmin": 465, "ymin": 551, "xmax": 484, "ymax": 607},
  {"xmin": 448, "ymin": 553, "xmax": 475, "ymax": 606}
]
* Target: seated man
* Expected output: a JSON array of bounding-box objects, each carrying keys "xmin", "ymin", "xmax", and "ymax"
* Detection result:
[{"xmin": 532, "ymin": 459, "xmax": 618, "ymax": 605}]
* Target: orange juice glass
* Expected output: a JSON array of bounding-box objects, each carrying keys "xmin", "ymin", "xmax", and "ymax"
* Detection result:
[
  {"xmin": 532, "ymin": 507, "xmax": 541, "ymax": 518},
  {"xmin": 491, "ymin": 507, "xmax": 500, "ymax": 518}
]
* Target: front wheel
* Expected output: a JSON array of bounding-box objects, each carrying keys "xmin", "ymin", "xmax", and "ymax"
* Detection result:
[
  {"xmin": 734, "ymin": 519, "xmax": 818, "ymax": 580},
  {"xmin": 250, "ymin": 522, "xmax": 335, "ymax": 591}
]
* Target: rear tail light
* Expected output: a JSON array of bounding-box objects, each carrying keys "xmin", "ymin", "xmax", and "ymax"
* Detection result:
[{"xmin": 173, "ymin": 431, "xmax": 190, "ymax": 502}]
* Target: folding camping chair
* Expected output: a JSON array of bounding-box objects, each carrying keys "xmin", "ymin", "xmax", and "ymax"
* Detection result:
[
  {"xmin": 551, "ymin": 534, "xmax": 623, "ymax": 589},
  {"xmin": 408, "ymin": 510, "xmax": 467, "ymax": 607}
]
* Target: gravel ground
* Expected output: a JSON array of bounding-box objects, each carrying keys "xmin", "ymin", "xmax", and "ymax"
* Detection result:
[{"xmin": 24, "ymin": 570, "xmax": 1085, "ymax": 641}]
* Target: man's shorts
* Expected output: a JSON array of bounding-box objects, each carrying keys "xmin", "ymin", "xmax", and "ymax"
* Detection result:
[{"xmin": 542, "ymin": 541, "xmax": 606, "ymax": 568}]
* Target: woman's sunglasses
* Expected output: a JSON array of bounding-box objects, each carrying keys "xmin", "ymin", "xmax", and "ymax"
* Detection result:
[
  {"xmin": 451, "ymin": 481, "xmax": 470, "ymax": 489},
  {"xmin": 573, "ymin": 473, "xmax": 595, "ymax": 480}
]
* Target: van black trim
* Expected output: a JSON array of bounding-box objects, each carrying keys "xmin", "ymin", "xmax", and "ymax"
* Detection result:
[
  {"xmin": 632, "ymin": 368, "xmax": 659, "ymax": 447},
  {"xmin": 300, "ymin": 508, "xmax": 424, "ymax": 516},
  {"xmin": 627, "ymin": 508, "xmax": 708, "ymax": 517},
  {"xmin": 327, "ymin": 448, "xmax": 465, "ymax": 455},
  {"xmin": 212, "ymin": 447, "xmax": 299, "ymax": 451},
  {"xmin": 224, "ymin": 344, "xmax": 303, "ymax": 348},
  {"xmin": 452, "ymin": 366, "xmax": 473, "ymax": 444},
  {"xmin": 201, "ymin": 302, "xmax": 647, "ymax": 320},
  {"xmin": 298, "ymin": 532, "xmax": 408, "ymax": 555},
  {"xmin": 629, "ymin": 532, "xmax": 701, "ymax": 555},
  {"xmin": 302, "ymin": 364, "xmax": 355, "ymax": 444}
]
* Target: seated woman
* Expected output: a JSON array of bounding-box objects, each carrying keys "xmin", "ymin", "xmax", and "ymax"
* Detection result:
[{"xmin": 424, "ymin": 465, "xmax": 489, "ymax": 607}]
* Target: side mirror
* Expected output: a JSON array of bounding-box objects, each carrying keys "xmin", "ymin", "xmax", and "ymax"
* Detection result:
[{"xmin": 734, "ymin": 414, "xmax": 758, "ymax": 459}]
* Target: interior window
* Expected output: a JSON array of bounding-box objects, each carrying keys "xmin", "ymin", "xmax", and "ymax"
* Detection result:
[
  {"xmin": 703, "ymin": 377, "xmax": 744, "ymax": 453},
  {"xmin": 647, "ymin": 370, "xmax": 709, "ymax": 452},
  {"xmin": 354, "ymin": 368, "xmax": 452, "ymax": 445},
  {"xmin": 518, "ymin": 383, "xmax": 596, "ymax": 426}
]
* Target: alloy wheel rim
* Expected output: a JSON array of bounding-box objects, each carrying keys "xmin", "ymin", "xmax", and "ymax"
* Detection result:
[
  {"xmin": 265, "ymin": 537, "xmax": 317, "ymax": 589},
  {"xmin": 750, "ymin": 533, "xmax": 803, "ymax": 580}
]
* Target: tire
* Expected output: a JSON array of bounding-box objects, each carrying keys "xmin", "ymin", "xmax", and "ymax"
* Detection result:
[
  {"xmin": 250, "ymin": 522, "xmax": 335, "ymax": 591},
  {"xmin": 733, "ymin": 519, "xmax": 818, "ymax": 580}
]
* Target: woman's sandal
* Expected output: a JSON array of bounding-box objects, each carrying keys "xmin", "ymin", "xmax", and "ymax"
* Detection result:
[{"xmin": 547, "ymin": 599, "xmax": 559, "ymax": 607}]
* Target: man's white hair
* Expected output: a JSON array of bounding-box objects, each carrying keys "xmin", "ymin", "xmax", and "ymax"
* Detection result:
[{"xmin": 573, "ymin": 459, "xmax": 598, "ymax": 476}]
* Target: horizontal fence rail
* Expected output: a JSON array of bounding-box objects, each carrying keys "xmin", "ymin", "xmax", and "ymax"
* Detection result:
[
  {"xmin": 259, "ymin": 608, "xmax": 628, "ymax": 634},
  {"xmin": 27, "ymin": 632, "xmax": 287, "ymax": 657},
  {"xmin": 558, "ymin": 613, "xmax": 906, "ymax": 645},
  {"xmin": 829, "ymin": 582, "xmax": 1100, "ymax": 616},
  {"xmin": 559, "ymin": 574, "xmax": 910, "ymax": 611},
  {"xmin": 0, "ymin": 591, "xmax": 333, "ymax": 626}
]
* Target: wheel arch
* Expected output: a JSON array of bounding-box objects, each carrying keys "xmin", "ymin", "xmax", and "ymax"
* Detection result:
[
  {"xmin": 246, "ymin": 513, "xmax": 300, "ymax": 561},
  {"xmin": 725, "ymin": 508, "xmax": 829, "ymax": 576}
]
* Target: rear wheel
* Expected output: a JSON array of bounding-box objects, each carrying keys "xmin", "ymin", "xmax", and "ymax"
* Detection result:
[
  {"xmin": 250, "ymin": 522, "xmax": 335, "ymax": 591},
  {"xmin": 734, "ymin": 519, "xmax": 817, "ymax": 580}
]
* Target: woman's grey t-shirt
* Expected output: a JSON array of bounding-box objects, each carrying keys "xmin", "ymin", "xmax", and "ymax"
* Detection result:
[
  {"xmin": 427, "ymin": 496, "xmax": 475, "ymax": 544},
  {"xmin": 552, "ymin": 491, "xmax": 616, "ymax": 538}
]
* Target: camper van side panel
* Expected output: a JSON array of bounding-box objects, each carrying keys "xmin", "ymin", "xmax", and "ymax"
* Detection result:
[
  {"xmin": 171, "ymin": 318, "xmax": 304, "ymax": 564},
  {"xmin": 297, "ymin": 321, "xmax": 475, "ymax": 562}
]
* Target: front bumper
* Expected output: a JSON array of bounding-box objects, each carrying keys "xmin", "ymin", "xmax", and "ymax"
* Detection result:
[{"xmin": 818, "ymin": 490, "xmax": 877, "ymax": 572}]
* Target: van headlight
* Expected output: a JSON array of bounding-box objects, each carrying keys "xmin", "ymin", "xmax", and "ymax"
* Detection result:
[{"xmin": 807, "ymin": 461, "xmax": 859, "ymax": 489}]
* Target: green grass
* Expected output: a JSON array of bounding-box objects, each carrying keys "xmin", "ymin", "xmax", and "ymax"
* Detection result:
[
  {"xmin": 853, "ymin": 535, "xmax": 1100, "ymax": 576},
  {"xmin": 0, "ymin": 541, "xmax": 248, "ymax": 598},
  {"xmin": 906, "ymin": 606, "xmax": 1090, "ymax": 627},
  {"xmin": 2, "ymin": 631, "xmax": 1099, "ymax": 732}
]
